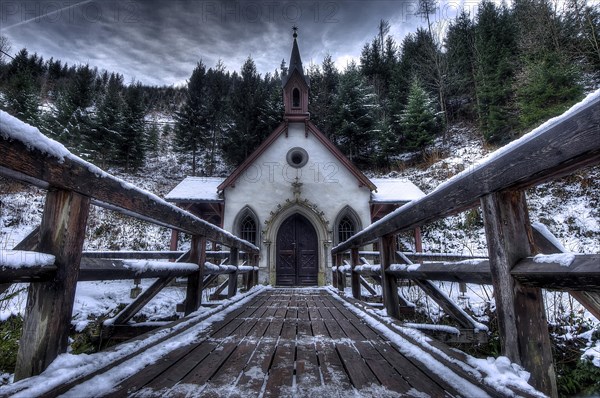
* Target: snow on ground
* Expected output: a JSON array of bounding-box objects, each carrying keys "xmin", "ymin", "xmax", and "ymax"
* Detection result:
[{"xmin": 327, "ymin": 287, "xmax": 545, "ymax": 398}]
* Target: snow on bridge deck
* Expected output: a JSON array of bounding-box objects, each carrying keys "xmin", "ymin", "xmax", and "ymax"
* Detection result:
[{"xmin": 2, "ymin": 288, "xmax": 541, "ymax": 398}]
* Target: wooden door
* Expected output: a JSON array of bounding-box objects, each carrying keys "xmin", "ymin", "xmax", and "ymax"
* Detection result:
[{"xmin": 276, "ymin": 214, "xmax": 318, "ymax": 286}]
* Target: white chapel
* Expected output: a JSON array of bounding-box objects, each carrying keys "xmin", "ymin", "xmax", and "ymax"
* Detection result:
[{"xmin": 165, "ymin": 30, "xmax": 425, "ymax": 286}]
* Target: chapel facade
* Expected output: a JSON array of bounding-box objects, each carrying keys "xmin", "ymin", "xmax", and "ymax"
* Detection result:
[{"xmin": 166, "ymin": 30, "xmax": 425, "ymax": 286}]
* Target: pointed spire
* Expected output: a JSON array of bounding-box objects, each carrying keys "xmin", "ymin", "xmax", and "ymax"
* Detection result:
[{"xmin": 282, "ymin": 26, "xmax": 309, "ymax": 87}]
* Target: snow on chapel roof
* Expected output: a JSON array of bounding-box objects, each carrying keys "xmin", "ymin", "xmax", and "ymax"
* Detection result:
[
  {"xmin": 370, "ymin": 178, "xmax": 426, "ymax": 203},
  {"xmin": 165, "ymin": 176, "xmax": 224, "ymax": 203}
]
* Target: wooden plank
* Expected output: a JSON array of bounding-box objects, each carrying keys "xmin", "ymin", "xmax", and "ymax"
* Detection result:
[
  {"xmin": 380, "ymin": 234, "xmax": 400, "ymax": 319},
  {"xmin": 263, "ymin": 318, "xmax": 297, "ymax": 396},
  {"xmin": 511, "ymin": 255, "xmax": 600, "ymax": 291},
  {"xmin": 184, "ymin": 236, "xmax": 207, "ymax": 315},
  {"xmin": 15, "ymin": 189, "xmax": 90, "ymax": 380},
  {"xmin": 77, "ymin": 257, "xmax": 197, "ymax": 281},
  {"xmin": 311, "ymin": 319, "xmax": 352, "ymax": 389},
  {"xmin": 481, "ymin": 191, "xmax": 557, "ymax": 397},
  {"xmin": 532, "ymin": 224, "xmax": 600, "ymax": 320},
  {"xmin": 385, "ymin": 260, "xmax": 492, "ymax": 284},
  {"xmin": 81, "ymin": 251, "xmax": 184, "ymax": 259},
  {"xmin": 0, "ymin": 265, "xmax": 57, "ymax": 284},
  {"xmin": 13, "ymin": 225, "xmax": 40, "ymax": 251},
  {"xmin": 296, "ymin": 319, "xmax": 321, "ymax": 389},
  {"xmin": 114, "ymin": 300, "xmax": 263, "ymax": 395},
  {"xmin": 324, "ymin": 318, "xmax": 376, "ymax": 389},
  {"xmin": 0, "ymin": 137, "xmax": 258, "ymax": 254},
  {"xmin": 234, "ymin": 318, "xmax": 284, "ymax": 395},
  {"xmin": 333, "ymin": 93, "xmax": 600, "ymax": 253}
]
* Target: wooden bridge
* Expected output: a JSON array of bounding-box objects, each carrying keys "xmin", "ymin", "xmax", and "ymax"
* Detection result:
[{"xmin": 0, "ymin": 91, "xmax": 599, "ymax": 397}]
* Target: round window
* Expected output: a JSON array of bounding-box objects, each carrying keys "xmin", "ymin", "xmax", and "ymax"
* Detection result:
[{"xmin": 286, "ymin": 147, "xmax": 309, "ymax": 168}]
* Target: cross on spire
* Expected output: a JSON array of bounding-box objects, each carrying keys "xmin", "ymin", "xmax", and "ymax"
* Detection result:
[{"xmin": 292, "ymin": 25, "xmax": 298, "ymax": 38}]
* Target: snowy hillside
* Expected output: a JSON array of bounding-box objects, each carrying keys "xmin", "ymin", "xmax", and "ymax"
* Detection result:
[{"xmin": 1, "ymin": 122, "xmax": 599, "ymax": 391}]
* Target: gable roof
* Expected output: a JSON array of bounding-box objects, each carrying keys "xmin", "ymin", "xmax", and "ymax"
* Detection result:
[{"xmin": 217, "ymin": 121, "xmax": 376, "ymax": 192}]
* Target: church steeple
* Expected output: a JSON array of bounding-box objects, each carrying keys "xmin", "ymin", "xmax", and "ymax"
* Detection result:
[{"xmin": 282, "ymin": 26, "xmax": 310, "ymax": 121}]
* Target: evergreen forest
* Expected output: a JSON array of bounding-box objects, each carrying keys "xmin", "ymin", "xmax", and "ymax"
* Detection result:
[{"xmin": 0, "ymin": 0, "xmax": 598, "ymax": 174}]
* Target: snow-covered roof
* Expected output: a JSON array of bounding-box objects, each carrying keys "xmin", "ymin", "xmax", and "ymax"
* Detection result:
[
  {"xmin": 370, "ymin": 178, "xmax": 426, "ymax": 203},
  {"xmin": 164, "ymin": 177, "xmax": 224, "ymax": 202}
]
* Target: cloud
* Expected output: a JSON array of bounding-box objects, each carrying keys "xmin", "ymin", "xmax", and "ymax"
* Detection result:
[{"xmin": 1, "ymin": 0, "xmax": 430, "ymax": 86}]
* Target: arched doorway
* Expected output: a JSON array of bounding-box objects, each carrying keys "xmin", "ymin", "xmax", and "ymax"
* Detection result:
[{"xmin": 276, "ymin": 213, "xmax": 318, "ymax": 286}]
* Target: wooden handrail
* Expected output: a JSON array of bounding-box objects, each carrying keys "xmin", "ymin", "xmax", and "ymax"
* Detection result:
[
  {"xmin": 333, "ymin": 92, "xmax": 600, "ymax": 254},
  {"xmin": 0, "ymin": 126, "xmax": 257, "ymax": 254}
]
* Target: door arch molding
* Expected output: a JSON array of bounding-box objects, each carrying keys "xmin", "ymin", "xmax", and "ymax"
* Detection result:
[{"xmin": 263, "ymin": 201, "xmax": 330, "ymax": 286}]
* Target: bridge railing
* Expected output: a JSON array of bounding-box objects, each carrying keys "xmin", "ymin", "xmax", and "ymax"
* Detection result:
[
  {"xmin": 331, "ymin": 90, "xmax": 600, "ymax": 397},
  {"xmin": 0, "ymin": 110, "xmax": 259, "ymax": 380}
]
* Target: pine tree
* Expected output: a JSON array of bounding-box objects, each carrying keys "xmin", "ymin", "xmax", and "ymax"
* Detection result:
[
  {"xmin": 332, "ymin": 62, "xmax": 378, "ymax": 165},
  {"xmin": 513, "ymin": 0, "xmax": 584, "ymax": 128},
  {"xmin": 174, "ymin": 61, "xmax": 210, "ymax": 175},
  {"xmin": 118, "ymin": 81, "xmax": 147, "ymax": 171},
  {"xmin": 2, "ymin": 49, "xmax": 41, "ymax": 125},
  {"xmin": 474, "ymin": 0, "xmax": 518, "ymax": 144},
  {"xmin": 50, "ymin": 64, "xmax": 97, "ymax": 154},
  {"xmin": 309, "ymin": 54, "xmax": 339, "ymax": 139},
  {"xmin": 445, "ymin": 10, "xmax": 478, "ymax": 122},
  {"xmin": 400, "ymin": 78, "xmax": 443, "ymax": 151},
  {"xmin": 91, "ymin": 72, "xmax": 125, "ymax": 166},
  {"xmin": 222, "ymin": 57, "xmax": 267, "ymax": 167},
  {"xmin": 204, "ymin": 61, "xmax": 231, "ymax": 175}
]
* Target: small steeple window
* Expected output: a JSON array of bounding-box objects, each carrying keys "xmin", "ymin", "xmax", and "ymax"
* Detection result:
[{"xmin": 292, "ymin": 88, "xmax": 300, "ymax": 108}]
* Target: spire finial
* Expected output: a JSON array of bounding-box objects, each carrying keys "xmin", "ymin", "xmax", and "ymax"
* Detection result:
[{"xmin": 292, "ymin": 25, "xmax": 298, "ymax": 39}]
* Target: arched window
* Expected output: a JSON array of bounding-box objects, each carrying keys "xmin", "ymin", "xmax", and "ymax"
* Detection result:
[
  {"xmin": 235, "ymin": 207, "xmax": 259, "ymax": 245},
  {"xmin": 338, "ymin": 216, "xmax": 355, "ymax": 243},
  {"xmin": 292, "ymin": 88, "xmax": 300, "ymax": 108},
  {"xmin": 334, "ymin": 206, "xmax": 362, "ymax": 244},
  {"xmin": 240, "ymin": 214, "xmax": 257, "ymax": 245}
]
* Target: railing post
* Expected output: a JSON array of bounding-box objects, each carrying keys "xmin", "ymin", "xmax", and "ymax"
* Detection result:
[
  {"xmin": 351, "ymin": 247, "xmax": 361, "ymax": 300},
  {"xmin": 15, "ymin": 189, "xmax": 90, "ymax": 380},
  {"xmin": 184, "ymin": 236, "xmax": 206, "ymax": 315},
  {"xmin": 253, "ymin": 254, "xmax": 259, "ymax": 287},
  {"xmin": 227, "ymin": 247, "xmax": 239, "ymax": 298},
  {"xmin": 169, "ymin": 229, "xmax": 179, "ymax": 262},
  {"xmin": 337, "ymin": 254, "xmax": 346, "ymax": 292},
  {"xmin": 332, "ymin": 253, "xmax": 338, "ymax": 288},
  {"xmin": 380, "ymin": 234, "xmax": 400, "ymax": 320},
  {"xmin": 481, "ymin": 191, "xmax": 557, "ymax": 397}
]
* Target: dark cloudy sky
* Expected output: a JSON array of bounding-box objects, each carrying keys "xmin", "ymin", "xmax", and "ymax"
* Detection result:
[{"xmin": 1, "ymin": 0, "xmax": 482, "ymax": 86}]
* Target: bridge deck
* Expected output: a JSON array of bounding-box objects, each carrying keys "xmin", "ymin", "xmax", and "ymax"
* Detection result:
[
  {"xmin": 115, "ymin": 289, "xmax": 455, "ymax": 397},
  {"xmin": 48, "ymin": 288, "xmax": 528, "ymax": 397}
]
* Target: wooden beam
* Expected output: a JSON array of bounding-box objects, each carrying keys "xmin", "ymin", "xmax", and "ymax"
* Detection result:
[
  {"xmin": 76, "ymin": 258, "xmax": 197, "ymax": 281},
  {"xmin": 15, "ymin": 189, "xmax": 90, "ymax": 380},
  {"xmin": 81, "ymin": 251, "xmax": 185, "ymax": 260},
  {"xmin": 359, "ymin": 276, "xmax": 378, "ymax": 296},
  {"xmin": 395, "ymin": 251, "xmax": 482, "ymax": 330},
  {"xmin": 532, "ymin": 224, "xmax": 600, "ymax": 319},
  {"xmin": 333, "ymin": 93, "xmax": 600, "ymax": 253},
  {"xmin": 227, "ymin": 248, "xmax": 239, "ymax": 298},
  {"xmin": 481, "ymin": 191, "xmax": 557, "ymax": 397},
  {"xmin": 0, "ymin": 138, "xmax": 257, "ymax": 253},
  {"xmin": 351, "ymin": 247, "xmax": 361, "ymax": 300},
  {"xmin": 184, "ymin": 236, "xmax": 207, "ymax": 315},
  {"xmin": 111, "ymin": 277, "xmax": 174, "ymax": 326},
  {"xmin": 380, "ymin": 234, "xmax": 400, "ymax": 319},
  {"xmin": 13, "ymin": 226, "xmax": 40, "ymax": 251}
]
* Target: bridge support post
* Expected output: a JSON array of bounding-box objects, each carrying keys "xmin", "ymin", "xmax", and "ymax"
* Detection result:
[
  {"xmin": 380, "ymin": 234, "xmax": 400, "ymax": 320},
  {"xmin": 228, "ymin": 248, "xmax": 239, "ymax": 298},
  {"xmin": 15, "ymin": 189, "xmax": 90, "ymax": 380},
  {"xmin": 184, "ymin": 236, "xmax": 207, "ymax": 315},
  {"xmin": 332, "ymin": 253, "xmax": 338, "ymax": 288},
  {"xmin": 481, "ymin": 191, "xmax": 557, "ymax": 397},
  {"xmin": 351, "ymin": 247, "xmax": 361, "ymax": 300}
]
